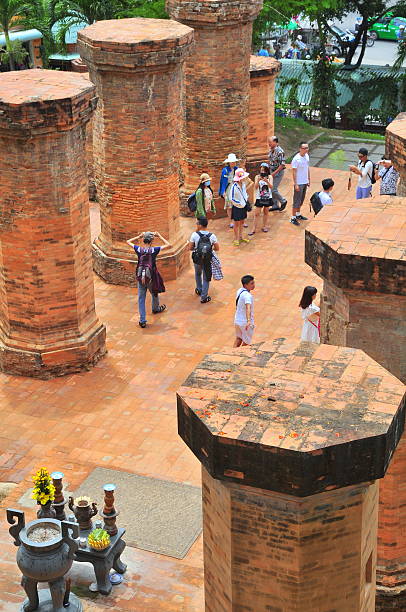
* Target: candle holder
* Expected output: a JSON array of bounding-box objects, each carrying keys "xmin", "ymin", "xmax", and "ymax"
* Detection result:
[
  {"xmin": 99, "ymin": 484, "xmax": 118, "ymax": 536},
  {"xmin": 51, "ymin": 471, "xmax": 67, "ymax": 521}
]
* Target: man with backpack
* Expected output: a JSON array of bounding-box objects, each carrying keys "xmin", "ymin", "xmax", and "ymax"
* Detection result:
[
  {"xmin": 349, "ymin": 148, "xmax": 375, "ymax": 199},
  {"xmin": 189, "ymin": 217, "xmax": 219, "ymax": 304},
  {"xmin": 127, "ymin": 231, "xmax": 169, "ymax": 328},
  {"xmin": 310, "ymin": 178, "xmax": 335, "ymax": 215}
]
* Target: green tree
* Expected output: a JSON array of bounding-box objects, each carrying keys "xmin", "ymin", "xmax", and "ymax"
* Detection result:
[
  {"xmin": 120, "ymin": 0, "xmax": 167, "ymax": 19},
  {"xmin": 0, "ymin": 0, "xmax": 28, "ymax": 69},
  {"xmin": 19, "ymin": 0, "xmax": 65, "ymax": 67},
  {"xmin": 254, "ymin": 0, "xmax": 406, "ymax": 69}
]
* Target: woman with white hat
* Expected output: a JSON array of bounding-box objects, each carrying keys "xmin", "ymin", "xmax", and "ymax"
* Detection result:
[
  {"xmin": 195, "ymin": 172, "xmax": 216, "ymax": 219},
  {"xmin": 219, "ymin": 153, "xmax": 240, "ymax": 228},
  {"xmin": 230, "ymin": 168, "xmax": 251, "ymax": 246}
]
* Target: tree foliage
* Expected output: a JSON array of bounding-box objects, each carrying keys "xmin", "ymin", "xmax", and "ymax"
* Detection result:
[{"xmin": 254, "ymin": 0, "xmax": 406, "ymax": 69}]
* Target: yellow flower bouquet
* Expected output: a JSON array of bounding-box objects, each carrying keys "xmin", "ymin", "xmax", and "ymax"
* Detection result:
[{"xmin": 32, "ymin": 467, "xmax": 56, "ymax": 506}]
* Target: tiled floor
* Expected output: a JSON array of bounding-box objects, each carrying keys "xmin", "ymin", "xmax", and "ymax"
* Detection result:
[{"xmin": 0, "ymin": 165, "xmax": 372, "ymax": 610}]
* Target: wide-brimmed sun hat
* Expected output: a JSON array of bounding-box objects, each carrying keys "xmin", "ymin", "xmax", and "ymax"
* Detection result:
[
  {"xmin": 200, "ymin": 172, "xmax": 211, "ymax": 182},
  {"xmin": 224, "ymin": 153, "xmax": 240, "ymax": 164},
  {"xmin": 233, "ymin": 168, "xmax": 250, "ymax": 182}
]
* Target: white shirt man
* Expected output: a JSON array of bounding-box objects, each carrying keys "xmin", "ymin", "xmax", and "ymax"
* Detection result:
[{"xmin": 290, "ymin": 142, "xmax": 310, "ymax": 225}]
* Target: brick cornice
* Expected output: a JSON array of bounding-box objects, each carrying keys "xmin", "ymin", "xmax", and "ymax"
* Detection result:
[
  {"xmin": 0, "ymin": 70, "xmax": 97, "ymax": 136},
  {"xmin": 166, "ymin": 0, "xmax": 263, "ymax": 26},
  {"xmin": 78, "ymin": 18, "xmax": 194, "ymax": 71}
]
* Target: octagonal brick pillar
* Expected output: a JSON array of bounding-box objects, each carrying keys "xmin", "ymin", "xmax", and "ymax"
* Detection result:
[
  {"xmin": 0, "ymin": 70, "xmax": 106, "ymax": 378},
  {"xmin": 247, "ymin": 55, "xmax": 281, "ymax": 174},
  {"xmin": 177, "ymin": 338, "xmax": 405, "ymax": 612},
  {"xmin": 305, "ymin": 197, "xmax": 406, "ymax": 611},
  {"xmin": 166, "ymin": 0, "xmax": 263, "ymax": 212},
  {"xmin": 78, "ymin": 18, "xmax": 194, "ymax": 285},
  {"xmin": 386, "ymin": 112, "xmax": 406, "ymax": 197}
]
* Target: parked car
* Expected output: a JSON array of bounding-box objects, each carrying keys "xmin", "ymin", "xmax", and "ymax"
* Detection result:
[{"xmin": 370, "ymin": 16, "xmax": 406, "ymax": 40}]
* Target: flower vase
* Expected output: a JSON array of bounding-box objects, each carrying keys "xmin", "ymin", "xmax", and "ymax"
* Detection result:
[{"xmin": 37, "ymin": 501, "xmax": 56, "ymax": 519}]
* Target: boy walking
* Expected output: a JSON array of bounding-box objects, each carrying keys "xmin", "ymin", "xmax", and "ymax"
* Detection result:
[
  {"xmin": 291, "ymin": 142, "xmax": 310, "ymax": 225},
  {"xmin": 189, "ymin": 217, "xmax": 219, "ymax": 304},
  {"xmin": 234, "ymin": 275, "xmax": 255, "ymax": 347}
]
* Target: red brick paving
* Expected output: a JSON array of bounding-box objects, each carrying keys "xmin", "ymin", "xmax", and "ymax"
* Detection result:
[{"xmin": 0, "ymin": 166, "xmax": 376, "ymax": 610}]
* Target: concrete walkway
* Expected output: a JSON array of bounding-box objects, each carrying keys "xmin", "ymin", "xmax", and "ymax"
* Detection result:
[{"xmin": 311, "ymin": 139, "xmax": 386, "ymax": 171}]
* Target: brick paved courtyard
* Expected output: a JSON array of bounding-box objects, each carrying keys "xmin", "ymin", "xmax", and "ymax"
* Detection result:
[{"xmin": 0, "ymin": 166, "xmax": 374, "ymax": 610}]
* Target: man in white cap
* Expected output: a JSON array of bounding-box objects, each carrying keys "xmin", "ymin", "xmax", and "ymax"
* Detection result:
[{"xmin": 219, "ymin": 153, "xmax": 240, "ymax": 228}]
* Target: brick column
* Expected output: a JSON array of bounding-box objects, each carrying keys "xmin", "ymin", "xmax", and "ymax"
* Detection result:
[
  {"xmin": 247, "ymin": 55, "xmax": 281, "ymax": 174},
  {"xmin": 0, "ymin": 70, "xmax": 106, "ymax": 378},
  {"xmin": 166, "ymin": 0, "xmax": 263, "ymax": 212},
  {"xmin": 177, "ymin": 339, "xmax": 405, "ymax": 611},
  {"xmin": 305, "ymin": 198, "xmax": 406, "ymax": 610},
  {"xmin": 78, "ymin": 18, "xmax": 194, "ymax": 285},
  {"xmin": 386, "ymin": 112, "xmax": 406, "ymax": 196}
]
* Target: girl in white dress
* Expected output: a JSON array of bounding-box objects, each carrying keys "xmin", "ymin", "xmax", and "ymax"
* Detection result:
[{"xmin": 299, "ymin": 286, "xmax": 320, "ymax": 343}]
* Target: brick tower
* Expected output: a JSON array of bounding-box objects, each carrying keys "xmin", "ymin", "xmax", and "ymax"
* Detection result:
[
  {"xmin": 166, "ymin": 0, "xmax": 263, "ymax": 206},
  {"xmin": 247, "ymin": 55, "xmax": 281, "ymax": 173},
  {"xmin": 0, "ymin": 70, "xmax": 106, "ymax": 378},
  {"xmin": 305, "ymin": 198, "xmax": 406, "ymax": 610},
  {"xmin": 78, "ymin": 18, "xmax": 194, "ymax": 285},
  {"xmin": 386, "ymin": 113, "xmax": 406, "ymax": 196},
  {"xmin": 177, "ymin": 338, "xmax": 405, "ymax": 611}
]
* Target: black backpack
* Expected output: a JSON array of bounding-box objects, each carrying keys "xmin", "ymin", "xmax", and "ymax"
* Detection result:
[
  {"xmin": 192, "ymin": 232, "xmax": 213, "ymax": 265},
  {"xmin": 136, "ymin": 248, "xmax": 154, "ymax": 286},
  {"xmin": 187, "ymin": 192, "xmax": 197, "ymax": 213},
  {"xmin": 310, "ymin": 192, "xmax": 323, "ymax": 215},
  {"xmin": 365, "ymin": 160, "xmax": 377, "ymax": 184}
]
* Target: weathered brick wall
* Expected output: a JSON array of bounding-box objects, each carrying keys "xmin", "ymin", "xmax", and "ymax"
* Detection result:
[
  {"xmin": 0, "ymin": 70, "xmax": 106, "ymax": 378},
  {"xmin": 376, "ymin": 435, "xmax": 406, "ymax": 611},
  {"xmin": 321, "ymin": 281, "xmax": 406, "ymax": 384},
  {"xmin": 247, "ymin": 56, "xmax": 281, "ymax": 173},
  {"xmin": 202, "ymin": 467, "xmax": 378, "ymax": 612},
  {"xmin": 386, "ymin": 112, "xmax": 406, "ymax": 197},
  {"xmin": 166, "ymin": 0, "xmax": 263, "ymax": 214},
  {"xmin": 78, "ymin": 18, "xmax": 194, "ymax": 284},
  {"xmin": 305, "ymin": 197, "xmax": 406, "ymax": 611}
]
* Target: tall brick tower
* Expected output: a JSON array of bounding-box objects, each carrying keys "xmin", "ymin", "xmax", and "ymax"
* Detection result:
[
  {"xmin": 177, "ymin": 339, "xmax": 405, "ymax": 611},
  {"xmin": 0, "ymin": 70, "xmax": 106, "ymax": 378},
  {"xmin": 305, "ymin": 198, "xmax": 406, "ymax": 610},
  {"xmin": 78, "ymin": 19, "xmax": 194, "ymax": 285},
  {"xmin": 386, "ymin": 113, "xmax": 406, "ymax": 196},
  {"xmin": 166, "ymin": 0, "xmax": 263, "ymax": 203}
]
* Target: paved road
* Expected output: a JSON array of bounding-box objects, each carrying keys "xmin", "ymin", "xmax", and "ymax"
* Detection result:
[{"xmin": 351, "ymin": 39, "xmax": 399, "ymax": 67}]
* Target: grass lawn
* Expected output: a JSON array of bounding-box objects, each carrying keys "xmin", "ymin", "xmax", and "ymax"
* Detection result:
[{"xmin": 275, "ymin": 117, "xmax": 385, "ymax": 159}]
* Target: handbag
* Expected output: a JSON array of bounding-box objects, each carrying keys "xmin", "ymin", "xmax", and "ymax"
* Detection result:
[{"xmin": 211, "ymin": 254, "xmax": 223, "ymax": 280}]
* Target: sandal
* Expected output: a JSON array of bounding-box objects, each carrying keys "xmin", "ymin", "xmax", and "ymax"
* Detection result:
[
  {"xmin": 248, "ymin": 231, "xmax": 255, "ymax": 236},
  {"xmin": 229, "ymin": 223, "xmax": 234, "ymax": 228},
  {"xmin": 262, "ymin": 228, "xmax": 269, "ymax": 232},
  {"xmin": 201, "ymin": 296, "xmax": 211, "ymax": 303},
  {"xmin": 233, "ymin": 240, "xmax": 240, "ymax": 246},
  {"xmin": 152, "ymin": 305, "xmax": 166, "ymax": 314},
  {"xmin": 240, "ymin": 238, "xmax": 250, "ymax": 243},
  {"xmin": 195, "ymin": 288, "xmax": 201, "ymax": 296}
]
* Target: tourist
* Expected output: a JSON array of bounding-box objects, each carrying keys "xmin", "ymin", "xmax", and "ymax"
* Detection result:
[
  {"xmin": 219, "ymin": 153, "xmax": 239, "ymax": 228},
  {"xmin": 290, "ymin": 142, "xmax": 310, "ymax": 225},
  {"xmin": 319, "ymin": 178, "xmax": 335, "ymax": 206},
  {"xmin": 127, "ymin": 231, "xmax": 168, "ymax": 329},
  {"xmin": 189, "ymin": 217, "xmax": 219, "ymax": 304},
  {"xmin": 299, "ymin": 286, "xmax": 320, "ymax": 343},
  {"xmin": 257, "ymin": 45, "xmax": 270, "ymax": 57},
  {"xmin": 349, "ymin": 148, "xmax": 374, "ymax": 199},
  {"xmin": 375, "ymin": 159, "xmax": 400, "ymax": 196},
  {"xmin": 234, "ymin": 275, "xmax": 255, "ymax": 347},
  {"xmin": 249, "ymin": 162, "xmax": 273, "ymax": 235},
  {"xmin": 230, "ymin": 168, "xmax": 251, "ymax": 246},
  {"xmin": 195, "ymin": 172, "xmax": 216, "ymax": 218},
  {"xmin": 268, "ymin": 136, "xmax": 287, "ymax": 210}
]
